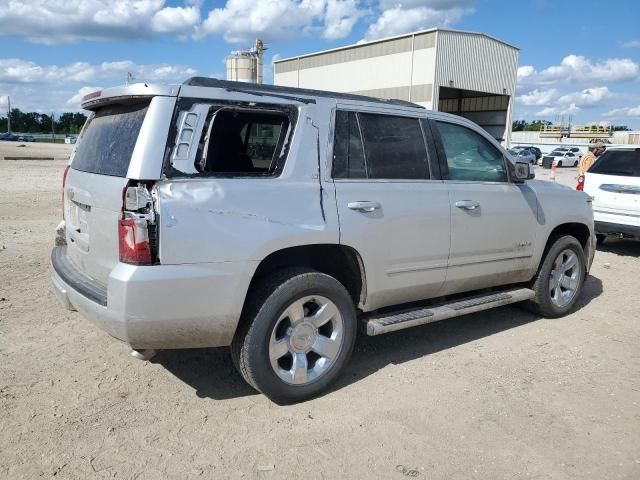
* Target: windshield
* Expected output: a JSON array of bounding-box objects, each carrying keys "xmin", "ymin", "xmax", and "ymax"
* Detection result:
[
  {"xmin": 589, "ymin": 149, "xmax": 640, "ymax": 177},
  {"xmin": 71, "ymin": 102, "xmax": 149, "ymax": 177}
]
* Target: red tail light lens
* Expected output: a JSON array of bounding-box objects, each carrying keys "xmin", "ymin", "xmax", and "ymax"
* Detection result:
[
  {"xmin": 576, "ymin": 176, "xmax": 585, "ymax": 191},
  {"xmin": 62, "ymin": 165, "xmax": 70, "ymax": 217},
  {"xmin": 118, "ymin": 216, "xmax": 152, "ymax": 265}
]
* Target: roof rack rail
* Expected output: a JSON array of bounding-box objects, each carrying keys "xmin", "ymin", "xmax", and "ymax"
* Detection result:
[{"xmin": 182, "ymin": 77, "xmax": 424, "ymax": 109}]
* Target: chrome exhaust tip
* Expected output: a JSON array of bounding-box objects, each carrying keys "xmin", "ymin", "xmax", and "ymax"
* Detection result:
[{"xmin": 130, "ymin": 349, "xmax": 157, "ymax": 361}]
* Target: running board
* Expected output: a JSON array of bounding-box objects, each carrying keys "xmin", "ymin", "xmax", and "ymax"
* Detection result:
[{"xmin": 362, "ymin": 288, "xmax": 535, "ymax": 336}]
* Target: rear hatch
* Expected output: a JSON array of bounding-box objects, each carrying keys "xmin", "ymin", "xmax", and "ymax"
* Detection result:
[
  {"xmin": 584, "ymin": 148, "xmax": 640, "ymax": 220},
  {"xmin": 63, "ymin": 89, "xmax": 175, "ymax": 287}
]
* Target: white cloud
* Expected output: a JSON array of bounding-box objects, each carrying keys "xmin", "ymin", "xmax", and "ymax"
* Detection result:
[
  {"xmin": 379, "ymin": 0, "xmax": 474, "ymax": 8},
  {"xmin": 198, "ymin": 0, "xmax": 328, "ymax": 44},
  {"xmin": 151, "ymin": 5, "xmax": 200, "ymax": 33},
  {"xmin": 535, "ymin": 103, "xmax": 580, "ymax": 117},
  {"xmin": 0, "ymin": 58, "xmax": 196, "ymax": 85},
  {"xmin": 518, "ymin": 55, "xmax": 639, "ymax": 86},
  {"xmin": 622, "ymin": 40, "xmax": 640, "ymax": 48},
  {"xmin": 0, "ymin": 57, "xmax": 198, "ymax": 113},
  {"xmin": 363, "ymin": 4, "xmax": 471, "ymax": 41},
  {"xmin": 323, "ymin": 0, "xmax": 366, "ymax": 40},
  {"xmin": 0, "ymin": 0, "xmax": 173, "ymax": 44},
  {"xmin": 517, "ymin": 88, "xmax": 558, "ymax": 106},
  {"xmin": 557, "ymin": 86, "xmax": 611, "ymax": 107},
  {"xmin": 603, "ymin": 105, "xmax": 640, "ymax": 117}
]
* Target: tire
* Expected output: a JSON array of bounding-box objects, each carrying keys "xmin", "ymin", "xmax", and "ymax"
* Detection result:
[
  {"xmin": 231, "ymin": 268, "xmax": 357, "ymax": 403},
  {"xmin": 524, "ymin": 235, "xmax": 586, "ymax": 318},
  {"xmin": 596, "ymin": 234, "xmax": 606, "ymax": 246},
  {"xmin": 557, "ymin": 160, "xmax": 563, "ymax": 167},
  {"xmin": 573, "ymin": 160, "xmax": 578, "ymax": 167}
]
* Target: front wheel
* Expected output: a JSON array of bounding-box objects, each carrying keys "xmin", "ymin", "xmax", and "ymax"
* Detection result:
[
  {"xmin": 557, "ymin": 160, "xmax": 563, "ymax": 167},
  {"xmin": 231, "ymin": 269, "xmax": 357, "ymax": 403},
  {"xmin": 524, "ymin": 235, "xmax": 586, "ymax": 318}
]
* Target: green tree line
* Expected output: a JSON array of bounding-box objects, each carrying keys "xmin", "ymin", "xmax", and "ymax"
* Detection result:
[{"xmin": 0, "ymin": 108, "xmax": 88, "ymax": 134}]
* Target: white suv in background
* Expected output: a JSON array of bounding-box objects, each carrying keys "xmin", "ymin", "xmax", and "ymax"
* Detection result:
[{"xmin": 580, "ymin": 146, "xmax": 640, "ymax": 244}]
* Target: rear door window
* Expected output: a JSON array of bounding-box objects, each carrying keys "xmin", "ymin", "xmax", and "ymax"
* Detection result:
[
  {"xmin": 332, "ymin": 111, "xmax": 366, "ymax": 179},
  {"xmin": 332, "ymin": 111, "xmax": 430, "ymax": 180},
  {"xmin": 359, "ymin": 113, "xmax": 430, "ymax": 180},
  {"xmin": 71, "ymin": 102, "xmax": 149, "ymax": 177},
  {"xmin": 590, "ymin": 149, "xmax": 640, "ymax": 177},
  {"xmin": 199, "ymin": 109, "xmax": 289, "ymax": 175}
]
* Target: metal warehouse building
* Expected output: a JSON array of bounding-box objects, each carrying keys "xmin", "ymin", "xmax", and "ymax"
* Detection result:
[{"xmin": 274, "ymin": 28, "xmax": 519, "ymax": 142}]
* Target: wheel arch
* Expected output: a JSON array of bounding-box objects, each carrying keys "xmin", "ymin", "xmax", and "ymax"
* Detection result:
[
  {"xmin": 242, "ymin": 244, "xmax": 366, "ymax": 314},
  {"xmin": 538, "ymin": 222, "xmax": 592, "ymax": 271}
]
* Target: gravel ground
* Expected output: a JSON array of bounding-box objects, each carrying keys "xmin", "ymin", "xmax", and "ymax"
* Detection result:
[{"xmin": 1, "ymin": 143, "xmax": 639, "ymax": 479}]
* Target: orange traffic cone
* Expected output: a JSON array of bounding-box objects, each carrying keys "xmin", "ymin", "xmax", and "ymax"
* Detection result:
[{"xmin": 550, "ymin": 162, "xmax": 557, "ymax": 181}]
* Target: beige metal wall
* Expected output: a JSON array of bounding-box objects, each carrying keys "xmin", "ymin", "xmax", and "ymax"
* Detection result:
[{"xmin": 274, "ymin": 32, "xmax": 438, "ymax": 109}]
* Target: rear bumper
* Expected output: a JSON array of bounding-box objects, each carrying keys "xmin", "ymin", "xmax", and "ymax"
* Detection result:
[{"xmin": 50, "ymin": 246, "xmax": 256, "ymax": 349}]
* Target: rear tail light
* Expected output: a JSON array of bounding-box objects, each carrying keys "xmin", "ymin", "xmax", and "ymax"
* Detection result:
[
  {"xmin": 119, "ymin": 185, "xmax": 156, "ymax": 265},
  {"xmin": 576, "ymin": 176, "xmax": 585, "ymax": 191},
  {"xmin": 119, "ymin": 215, "xmax": 153, "ymax": 265},
  {"xmin": 61, "ymin": 165, "xmax": 70, "ymax": 217}
]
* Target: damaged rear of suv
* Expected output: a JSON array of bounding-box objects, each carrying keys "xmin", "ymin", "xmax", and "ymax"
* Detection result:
[{"xmin": 53, "ymin": 78, "xmax": 595, "ymax": 403}]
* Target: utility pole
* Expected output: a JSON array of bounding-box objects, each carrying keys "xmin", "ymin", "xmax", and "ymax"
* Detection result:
[
  {"xmin": 6, "ymin": 95, "xmax": 10, "ymax": 133},
  {"xmin": 51, "ymin": 112, "xmax": 55, "ymax": 142}
]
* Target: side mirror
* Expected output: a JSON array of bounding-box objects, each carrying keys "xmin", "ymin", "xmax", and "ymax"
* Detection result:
[{"xmin": 513, "ymin": 161, "xmax": 534, "ymax": 182}]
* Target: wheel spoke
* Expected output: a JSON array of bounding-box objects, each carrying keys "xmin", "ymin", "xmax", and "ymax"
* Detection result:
[
  {"xmin": 312, "ymin": 334, "xmax": 340, "ymax": 360},
  {"xmin": 284, "ymin": 299, "xmax": 306, "ymax": 325},
  {"xmin": 561, "ymin": 253, "xmax": 577, "ymax": 272},
  {"xmin": 554, "ymin": 285, "xmax": 562, "ymax": 301},
  {"xmin": 291, "ymin": 353, "xmax": 308, "ymax": 384},
  {"xmin": 560, "ymin": 275, "xmax": 578, "ymax": 291},
  {"xmin": 308, "ymin": 302, "xmax": 338, "ymax": 329},
  {"xmin": 269, "ymin": 338, "xmax": 290, "ymax": 362}
]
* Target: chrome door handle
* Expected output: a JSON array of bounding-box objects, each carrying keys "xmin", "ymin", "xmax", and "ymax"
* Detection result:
[
  {"xmin": 348, "ymin": 201, "xmax": 381, "ymax": 212},
  {"xmin": 455, "ymin": 200, "xmax": 480, "ymax": 210}
]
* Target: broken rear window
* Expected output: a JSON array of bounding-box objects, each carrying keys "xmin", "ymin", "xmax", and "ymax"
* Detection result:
[
  {"xmin": 71, "ymin": 102, "xmax": 149, "ymax": 177},
  {"xmin": 198, "ymin": 109, "xmax": 290, "ymax": 175}
]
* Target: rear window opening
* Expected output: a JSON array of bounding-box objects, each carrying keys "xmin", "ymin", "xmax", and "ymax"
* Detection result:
[
  {"xmin": 71, "ymin": 102, "xmax": 149, "ymax": 177},
  {"xmin": 590, "ymin": 149, "xmax": 640, "ymax": 177},
  {"xmin": 198, "ymin": 109, "xmax": 290, "ymax": 175}
]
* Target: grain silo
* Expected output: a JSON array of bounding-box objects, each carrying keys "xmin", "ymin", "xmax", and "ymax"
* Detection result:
[{"xmin": 226, "ymin": 39, "xmax": 267, "ymax": 84}]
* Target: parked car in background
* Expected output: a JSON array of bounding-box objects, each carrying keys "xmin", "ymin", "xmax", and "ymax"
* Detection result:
[
  {"xmin": 539, "ymin": 150, "xmax": 580, "ymax": 168},
  {"xmin": 51, "ymin": 79, "xmax": 596, "ymax": 403},
  {"xmin": 579, "ymin": 146, "xmax": 640, "ymax": 244},
  {"xmin": 508, "ymin": 148, "xmax": 536, "ymax": 165},
  {"xmin": 0, "ymin": 132, "xmax": 19, "ymax": 141},
  {"xmin": 527, "ymin": 146, "xmax": 542, "ymax": 160},
  {"xmin": 65, "ymin": 135, "xmax": 77, "ymax": 144},
  {"xmin": 17, "ymin": 135, "xmax": 35, "ymax": 142}
]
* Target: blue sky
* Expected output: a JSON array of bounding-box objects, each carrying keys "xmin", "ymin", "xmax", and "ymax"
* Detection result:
[{"xmin": 1, "ymin": 0, "xmax": 639, "ymax": 127}]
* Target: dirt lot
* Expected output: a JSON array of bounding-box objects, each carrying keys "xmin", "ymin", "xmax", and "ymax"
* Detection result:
[{"xmin": 1, "ymin": 142, "xmax": 639, "ymax": 479}]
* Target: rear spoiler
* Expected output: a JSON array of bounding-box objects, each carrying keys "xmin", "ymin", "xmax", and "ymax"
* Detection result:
[{"xmin": 81, "ymin": 83, "xmax": 180, "ymax": 110}]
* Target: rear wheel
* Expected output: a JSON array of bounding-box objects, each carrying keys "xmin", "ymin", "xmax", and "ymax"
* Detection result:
[
  {"xmin": 231, "ymin": 269, "xmax": 357, "ymax": 403},
  {"xmin": 524, "ymin": 235, "xmax": 586, "ymax": 318}
]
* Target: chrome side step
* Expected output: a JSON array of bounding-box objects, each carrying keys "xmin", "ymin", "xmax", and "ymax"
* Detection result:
[{"xmin": 362, "ymin": 288, "xmax": 535, "ymax": 336}]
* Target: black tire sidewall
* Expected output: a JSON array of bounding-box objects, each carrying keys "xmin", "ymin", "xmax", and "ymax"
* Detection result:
[
  {"xmin": 534, "ymin": 235, "xmax": 586, "ymax": 317},
  {"xmin": 242, "ymin": 271, "xmax": 357, "ymax": 403}
]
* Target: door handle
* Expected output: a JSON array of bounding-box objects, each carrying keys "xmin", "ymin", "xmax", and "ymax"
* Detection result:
[
  {"xmin": 455, "ymin": 200, "xmax": 480, "ymax": 210},
  {"xmin": 348, "ymin": 201, "xmax": 381, "ymax": 212}
]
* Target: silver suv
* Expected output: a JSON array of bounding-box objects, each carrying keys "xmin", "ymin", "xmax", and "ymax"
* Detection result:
[{"xmin": 51, "ymin": 78, "xmax": 596, "ymax": 403}]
